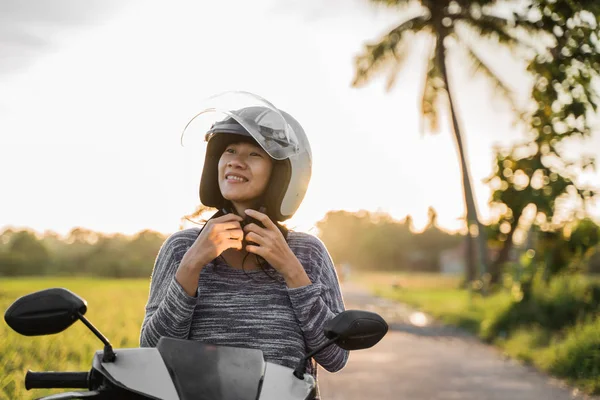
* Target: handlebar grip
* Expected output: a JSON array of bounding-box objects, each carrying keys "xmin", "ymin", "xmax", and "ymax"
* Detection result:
[{"xmin": 25, "ymin": 371, "xmax": 90, "ymax": 390}]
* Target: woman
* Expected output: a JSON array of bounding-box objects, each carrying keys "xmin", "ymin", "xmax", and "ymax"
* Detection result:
[{"xmin": 139, "ymin": 92, "xmax": 348, "ymax": 398}]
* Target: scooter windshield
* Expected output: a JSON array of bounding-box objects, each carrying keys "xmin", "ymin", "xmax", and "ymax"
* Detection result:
[
  {"xmin": 156, "ymin": 337, "xmax": 265, "ymax": 400},
  {"xmin": 181, "ymin": 91, "xmax": 300, "ymax": 160}
]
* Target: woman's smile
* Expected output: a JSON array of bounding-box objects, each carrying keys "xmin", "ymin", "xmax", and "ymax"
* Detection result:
[{"xmin": 224, "ymin": 173, "xmax": 249, "ymax": 183}]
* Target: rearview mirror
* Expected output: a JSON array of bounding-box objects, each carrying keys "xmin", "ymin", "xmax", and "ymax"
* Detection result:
[
  {"xmin": 4, "ymin": 288, "xmax": 87, "ymax": 336},
  {"xmin": 324, "ymin": 310, "xmax": 388, "ymax": 350}
]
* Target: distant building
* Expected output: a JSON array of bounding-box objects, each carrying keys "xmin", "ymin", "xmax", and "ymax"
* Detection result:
[
  {"xmin": 439, "ymin": 235, "xmax": 523, "ymax": 276},
  {"xmin": 337, "ymin": 262, "xmax": 351, "ymax": 282},
  {"xmin": 439, "ymin": 240, "xmax": 466, "ymax": 275}
]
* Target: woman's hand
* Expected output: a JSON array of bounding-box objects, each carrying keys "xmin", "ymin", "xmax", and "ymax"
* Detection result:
[
  {"xmin": 243, "ymin": 209, "xmax": 311, "ymax": 288},
  {"xmin": 180, "ymin": 213, "xmax": 245, "ymax": 272},
  {"xmin": 176, "ymin": 213, "xmax": 245, "ymax": 297}
]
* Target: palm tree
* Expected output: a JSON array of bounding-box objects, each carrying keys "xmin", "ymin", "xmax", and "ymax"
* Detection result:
[{"xmin": 352, "ymin": 0, "xmax": 539, "ymax": 286}]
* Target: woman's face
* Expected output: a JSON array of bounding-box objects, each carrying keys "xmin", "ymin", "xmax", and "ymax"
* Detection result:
[{"xmin": 218, "ymin": 141, "xmax": 273, "ymax": 207}]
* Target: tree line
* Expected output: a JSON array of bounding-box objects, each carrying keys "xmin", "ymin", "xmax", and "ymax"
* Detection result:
[
  {"xmin": 0, "ymin": 208, "xmax": 465, "ymax": 278},
  {"xmin": 0, "ymin": 228, "xmax": 165, "ymax": 278},
  {"xmin": 2, "ymin": 206, "xmax": 598, "ymax": 279}
]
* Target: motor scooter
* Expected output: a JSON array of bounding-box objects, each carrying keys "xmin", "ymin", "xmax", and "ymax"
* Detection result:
[{"xmin": 4, "ymin": 287, "xmax": 388, "ymax": 400}]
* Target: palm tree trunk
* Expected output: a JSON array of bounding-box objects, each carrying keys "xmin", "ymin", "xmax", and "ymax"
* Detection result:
[
  {"xmin": 489, "ymin": 207, "xmax": 524, "ymax": 284},
  {"xmin": 464, "ymin": 231, "xmax": 477, "ymax": 284},
  {"xmin": 436, "ymin": 33, "xmax": 490, "ymax": 289},
  {"xmin": 490, "ymin": 221, "xmax": 517, "ymax": 284}
]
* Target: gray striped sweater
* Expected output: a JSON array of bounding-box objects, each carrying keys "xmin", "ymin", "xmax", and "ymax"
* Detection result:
[{"xmin": 139, "ymin": 227, "xmax": 348, "ymax": 398}]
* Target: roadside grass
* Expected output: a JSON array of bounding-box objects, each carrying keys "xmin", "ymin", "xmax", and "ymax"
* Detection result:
[{"xmin": 350, "ymin": 270, "xmax": 600, "ymax": 395}]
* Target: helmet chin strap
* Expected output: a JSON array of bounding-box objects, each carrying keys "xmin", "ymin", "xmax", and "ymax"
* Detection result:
[{"xmin": 223, "ymin": 199, "xmax": 266, "ymax": 217}]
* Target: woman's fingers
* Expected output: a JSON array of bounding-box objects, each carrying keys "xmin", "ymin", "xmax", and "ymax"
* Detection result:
[
  {"xmin": 210, "ymin": 214, "xmax": 243, "ymax": 231},
  {"xmin": 213, "ymin": 213, "xmax": 244, "ymax": 223},
  {"xmin": 225, "ymin": 238, "xmax": 243, "ymax": 250},
  {"xmin": 244, "ymin": 209, "xmax": 276, "ymax": 230},
  {"xmin": 243, "ymin": 222, "xmax": 268, "ymax": 237},
  {"xmin": 222, "ymin": 228, "xmax": 244, "ymax": 241},
  {"xmin": 214, "ymin": 220, "xmax": 243, "ymax": 232},
  {"xmin": 245, "ymin": 231, "xmax": 265, "ymax": 246},
  {"xmin": 245, "ymin": 244, "xmax": 265, "ymax": 256}
]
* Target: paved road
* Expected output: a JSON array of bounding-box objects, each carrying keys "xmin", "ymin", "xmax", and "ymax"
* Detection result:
[{"xmin": 318, "ymin": 282, "xmax": 598, "ymax": 400}]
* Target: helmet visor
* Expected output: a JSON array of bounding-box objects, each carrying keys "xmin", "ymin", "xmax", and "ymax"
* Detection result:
[{"xmin": 181, "ymin": 91, "xmax": 300, "ymax": 160}]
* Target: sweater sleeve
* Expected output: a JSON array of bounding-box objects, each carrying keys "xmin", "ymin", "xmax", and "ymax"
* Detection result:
[
  {"xmin": 139, "ymin": 230, "xmax": 199, "ymax": 347},
  {"xmin": 286, "ymin": 235, "xmax": 349, "ymax": 373}
]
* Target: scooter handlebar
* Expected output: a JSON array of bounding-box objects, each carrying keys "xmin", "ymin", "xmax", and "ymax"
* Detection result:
[{"xmin": 25, "ymin": 371, "xmax": 90, "ymax": 390}]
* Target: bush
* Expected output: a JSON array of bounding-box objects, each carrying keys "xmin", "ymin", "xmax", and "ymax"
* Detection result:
[
  {"xmin": 482, "ymin": 274, "xmax": 600, "ymax": 340},
  {"xmin": 547, "ymin": 317, "xmax": 600, "ymax": 394}
]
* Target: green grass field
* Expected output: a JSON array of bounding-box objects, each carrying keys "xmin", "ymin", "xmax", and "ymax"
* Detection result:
[{"xmin": 1, "ymin": 278, "xmax": 151, "ymax": 399}]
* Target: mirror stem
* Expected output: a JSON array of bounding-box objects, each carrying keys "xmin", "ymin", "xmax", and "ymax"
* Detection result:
[
  {"xmin": 76, "ymin": 312, "xmax": 116, "ymax": 362},
  {"xmin": 292, "ymin": 335, "xmax": 339, "ymax": 380}
]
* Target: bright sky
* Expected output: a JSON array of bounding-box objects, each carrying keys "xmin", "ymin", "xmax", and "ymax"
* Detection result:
[{"xmin": 1, "ymin": 0, "xmax": 599, "ymax": 237}]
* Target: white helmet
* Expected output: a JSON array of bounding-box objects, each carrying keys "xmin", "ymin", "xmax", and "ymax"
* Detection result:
[{"xmin": 181, "ymin": 91, "xmax": 312, "ymax": 221}]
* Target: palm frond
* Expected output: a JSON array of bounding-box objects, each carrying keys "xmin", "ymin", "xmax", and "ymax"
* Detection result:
[
  {"xmin": 419, "ymin": 37, "xmax": 445, "ymax": 135},
  {"xmin": 458, "ymin": 38, "xmax": 526, "ymax": 120},
  {"xmin": 383, "ymin": 51, "xmax": 409, "ymax": 91},
  {"xmin": 352, "ymin": 15, "xmax": 429, "ymax": 89},
  {"xmin": 368, "ymin": 0, "xmax": 412, "ymax": 8},
  {"xmin": 457, "ymin": 12, "xmax": 535, "ymax": 53},
  {"xmin": 487, "ymin": 13, "xmax": 549, "ymax": 51},
  {"xmin": 487, "ymin": 11, "xmax": 543, "ymax": 35}
]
